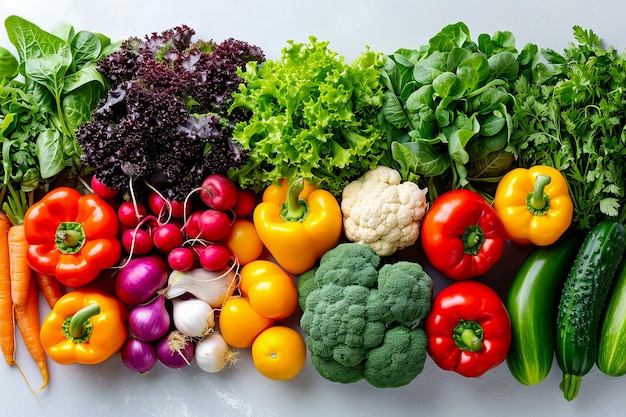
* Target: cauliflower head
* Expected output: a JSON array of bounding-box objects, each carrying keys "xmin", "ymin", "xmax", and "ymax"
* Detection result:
[
  {"xmin": 341, "ymin": 166, "xmax": 428, "ymax": 256},
  {"xmin": 299, "ymin": 243, "xmax": 433, "ymax": 388}
]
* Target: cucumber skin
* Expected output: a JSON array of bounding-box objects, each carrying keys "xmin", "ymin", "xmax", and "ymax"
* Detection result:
[
  {"xmin": 555, "ymin": 220, "xmax": 626, "ymax": 400},
  {"xmin": 505, "ymin": 232, "xmax": 581, "ymax": 386},
  {"xmin": 597, "ymin": 257, "xmax": 626, "ymax": 376}
]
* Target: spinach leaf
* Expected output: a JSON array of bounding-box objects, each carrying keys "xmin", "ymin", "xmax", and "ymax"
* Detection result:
[
  {"xmin": 35, "ymin": 129, "xmax": 65, "ymax": 178},
  {"xmin": 0, "ymin": 15, "xmax": 115, "ymax": 192},
  {"xmin": 0, "ymin": 47, "xmax": 18, "ymax": 80},
  {"xmin": 379, "ymin": 21, "xmax": 539, "ymax": 199}
]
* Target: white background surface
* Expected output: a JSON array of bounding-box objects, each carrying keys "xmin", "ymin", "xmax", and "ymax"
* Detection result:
[{"xmin": 1, "ymin": 1, "xmax": 626, "ymax": 416}]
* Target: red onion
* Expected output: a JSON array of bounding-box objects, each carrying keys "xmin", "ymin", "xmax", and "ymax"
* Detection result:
[
  {"xmin": 116, "ymin": 254, "xmax": 169, "ymax": 305},
  {"xmin": 129, "ymin": 294, "xmax": 171, "ymax": 342},
  {"xmin": 121, "ymin": 337, "xmax": 158, "ymax": 373},
  {"xmin": 157, "ymin": 330, "xmax": 195, "ymax": 369}
]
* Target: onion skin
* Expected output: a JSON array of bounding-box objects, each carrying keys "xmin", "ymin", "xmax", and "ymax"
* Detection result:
[
  {"xmin": 121, "ymin": 337, "xmax": 158, "ymax": 373},
  {"xmin": 116, "ymin": 255, "xmax": 169, "ymax": 305},
  {"xmin": 157, "ymin": 331, "xmax": 195, "ymax": 369},
  {"xmin": 129, "ymin": 294, "xmax": 171, "ymax": 342}
]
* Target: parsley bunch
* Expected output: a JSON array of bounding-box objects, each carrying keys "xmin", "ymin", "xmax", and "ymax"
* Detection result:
[{"xmin": 510, "ymin": 26, "xmax": 626, "ymax": 232}]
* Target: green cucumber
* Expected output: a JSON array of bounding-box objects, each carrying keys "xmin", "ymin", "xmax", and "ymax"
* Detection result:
[
  {"xmin": 555, "ymin": 219, "xmax": 626, "ymax": 401},
  {"xmin": 597, "ymin": 256, "xmax": 626, "ymax": 376},
  {"xmin": 505, "ymin": 231, "xmax": 582, "ymax": 386}
]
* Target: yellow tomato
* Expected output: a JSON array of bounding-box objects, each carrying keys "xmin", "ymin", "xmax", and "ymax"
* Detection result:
[
  {"xmin": 248, "ymin": 273, "xmax": 298, "ymax": 320},
  {"xmin": 224, "ymin": 218, "xmax": 265, "ymax": 265},
  {"xmin": 239, "ymin": 260, "xmax": 298, "ymax": 320},
  {"xmin": 239, "ymin": 260, "xmax": 286, "ymax": 295},
  {"xmin": 218, "ymin": 296, "xmax": 274, "ymax": 349},
  {"xmin": 252, "ymin": 326, "xmax": 307, "ymax": 381}
]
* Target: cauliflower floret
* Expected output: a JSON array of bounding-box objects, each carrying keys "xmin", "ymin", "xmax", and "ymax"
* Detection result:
[{"xmin": 341, "ymin": 166, "xmax": 428, "ymax": 256}]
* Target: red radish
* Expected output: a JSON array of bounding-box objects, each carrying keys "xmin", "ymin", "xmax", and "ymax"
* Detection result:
[
  {"xmin": 183, "ymin": 210, "xmax": 203, "ymax": 239},
  {"xmin": 148, "ymin": 192, "xmax": 190, "ymax": 220},
  {"xmin": 232, "ymin": 188, "xmax": 256, "ymax": 218},
  {"xmin": 153, "ymin": 223, "xmax": 185, "ymax": 252},
  {"xmin": 168, "ymin": 247, "xmax": 197, "ymax": 271},
  {"xmin": 122, "ymin": 228, "xmax": 154, "ymax": 255},
  {"xmin": 197, "ymin": 210, "xmax": 231, "ymax": 241},
  {"xmin": 200, "ymin": 174, "xmax": 238, "ymax": 211},
  {"xmin": 118, "ymin": 201, "xmax": 148, "ymax": 228},
  {"xmin": 198, "ymin": 244, "xmax": 231, "ymax": 271},
  {"xmin": 91, "ymin": 175, "xmax": 119, "ymax": 200}
]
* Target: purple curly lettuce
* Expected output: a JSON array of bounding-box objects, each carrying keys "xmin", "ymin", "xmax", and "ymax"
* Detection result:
[{"xmin": 76, "ymin": 25, "xmax": 264, "ymax": 201}]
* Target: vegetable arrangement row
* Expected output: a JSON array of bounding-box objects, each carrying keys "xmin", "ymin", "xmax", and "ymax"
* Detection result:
[{"xmin": 2, "ymin": 14, "xmax": 626, "ymax": 405}]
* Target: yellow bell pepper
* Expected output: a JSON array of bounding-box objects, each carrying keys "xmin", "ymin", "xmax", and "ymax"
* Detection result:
[
  {"xmin": 253, "ymin": 178, "xmax": 343, "ymax": 274},
  {"xmin": 39, "ymin": 288, "xmax": 128, "ymax": 365},
  {"xmin": 493, "ymin": 165, "xmax": 573, "ymax": 246}
]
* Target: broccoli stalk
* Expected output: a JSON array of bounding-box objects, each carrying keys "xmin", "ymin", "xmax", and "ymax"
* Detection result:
[{"xmin": 299, "ymin": 243, "xmax": 434, "ymax": 388}]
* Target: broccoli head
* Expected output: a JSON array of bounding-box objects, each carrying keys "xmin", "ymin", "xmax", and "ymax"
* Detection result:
[{"xmin": 299, "ymin": 242, "xmax": 433, "ymax": 388}]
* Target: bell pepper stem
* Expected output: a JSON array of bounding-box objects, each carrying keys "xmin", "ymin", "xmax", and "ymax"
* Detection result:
[
  {"xmin": 461, "ymin": 225, "xmax": 485, "ymax": 256},
  {"xmin": 280, "ymin": 178, "xmax": 310, "ymax": 223},
  {"xmin": 55, "ymin": 221, "xmax": 86, "ymax": 254},
  {"xmin": 460, "ymin": 328, "xmax": 483, "ymax": 351},
  {"xmin": 63, "ymin": 303, "xmax": 100, "ymax": 343},
  {"xmin": 453, "ymin": 319, "xmax": 484, "ymax": 352},
  {"xmin": 56, "ymin": 229, "xmax": 82, "ymax": 247},
  {"xmin": 527, "ymin": 174, "xmax": 552, "ymax": 214}
]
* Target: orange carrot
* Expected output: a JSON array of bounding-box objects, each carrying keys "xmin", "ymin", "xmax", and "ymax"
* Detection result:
[
  {"xmin": 35, "ymin": 273, "xmax": 64, "ymax": 309},
  {"xmin": 0, "ymin": 213, "xmax": 15, "ymax": 366},
  {"xmin": 14, "ymin": 275, "xmax": 48, "ymax": 392},
  {"xmin": 9, "ymin": 224, "xmax": 31, "ymax": 308}
]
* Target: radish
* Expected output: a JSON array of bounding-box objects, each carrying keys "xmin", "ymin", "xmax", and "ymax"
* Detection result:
[
  {"xmin": 200, "ymin": 174, "xmax": 238, "ymax": 211},
  {"xmin": 148, "ymin": 191, "xmax": 191, "ymax": 220},
  {"xmin": 198, "ymin": 244, "xmax": 232, "ymax": 271},
  {"xmin": 197, "ymin": 209, "xmax": 231, "ymax": 241},
  {"xmin": 118, "ymin": 201, "xmax": 148, "ymax": 228},
  {"xmin": 122, "ymin": 227, "xmax": 154, "ymax": 255},
  {"xmin": 90, "ymin": 175, "xmax": 119, "ymax": 200},
  {"xmin": 182, "ymin": 210, "xmax": 203, "ymax": 239},
  {"xmin": 153, "ymin": 223, "xmax": 184, "ymax": 252},
  {"xmin": 168, "ymin": 247, "xmax": 197, "ymax": 271}
]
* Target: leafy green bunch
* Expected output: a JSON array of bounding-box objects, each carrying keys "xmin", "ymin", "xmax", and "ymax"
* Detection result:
[
  {"xmin": 378, "ymin": 22, "xmax": 540, "ymax": 200},
  {"xmin": 0, "ymin": 15, "xmax": 116, "ymax": 192},
  {"xmin": 510, "ymin": 26, "xmax": 626, "ymax": 231},
  {"xmin": 227, "ymin": 36, "xmax": 387, "ymax": 196}
]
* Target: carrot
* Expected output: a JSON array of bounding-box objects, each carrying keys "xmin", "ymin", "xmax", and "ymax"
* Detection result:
[
  {"xmin": 0, "ymin": 213, "xmax": 15, "ymax": 366},
  {"xmin": 9, "ymin": 224, "xmax": 31, "ymax": 309},
  {"xmin": 35, "ymin": 273, "xmax": 65, "ymax": 309},
  {"xmin": 14, "ymin": 275, "xmax": 48, "ymax": 392}
]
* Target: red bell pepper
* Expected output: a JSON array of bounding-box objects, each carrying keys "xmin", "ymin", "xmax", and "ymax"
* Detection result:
[
  {"xmin": 424, "ymin": 280, "xmax": 511, "ymax": 377},
  {"xmin": 23, "ymin": 187, "xmax": 122, "ymax": 288},
  {"xmin": 421, "ymin": 189, "xmax": 505, "ymax": 280}
]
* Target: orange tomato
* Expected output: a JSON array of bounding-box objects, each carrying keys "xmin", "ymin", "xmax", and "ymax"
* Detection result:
[
  {"xmin": 218, "ymin": 296, "xmax": 274, "ymax": 349},
  {"xmin": 252, "ymin": 325, "xmax": 307, "ymax": 380},
  {"xmin": 224, "ymin": 218, "xmax": 264, "ymax": 265},
  {"xmin": 239, "ymin": 260, "xmax": 298, "ymax": 320}
]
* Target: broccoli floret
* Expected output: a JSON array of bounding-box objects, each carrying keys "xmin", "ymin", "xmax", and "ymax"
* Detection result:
[
  {"xmin": 376, "ymin": 261, "xmax": 434, "ymax": 326},
  {"xmin": 299, "ymin": 242, "xmax": 433, "ymax": 388},
  {"xmin": 364, "ymin": 326, "xmax": 428, "ymax": 388},
  {"xmin": 297, "ymin": 268, "xmax": 318, "ymax": 311},
  {"xmin": 314, "ymin": 242, "xmax": 380, "ymax": 288}
]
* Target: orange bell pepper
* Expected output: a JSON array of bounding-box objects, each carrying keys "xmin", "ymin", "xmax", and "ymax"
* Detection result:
[
  {"xmin": 40, "ymin": 288, "xmax": 128, "ymax": 365},
  {"xmin": 493, "ymin": 166, "xmax": 573, "ymax": 246},
  {"xmin": 253, "ymin": 178, "xmax": 342, "ymax": 274}
]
